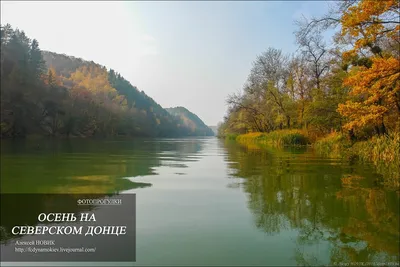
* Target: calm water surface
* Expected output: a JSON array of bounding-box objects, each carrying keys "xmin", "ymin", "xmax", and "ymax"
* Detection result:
[{"xmin": 1, "ymin": 138, "xmax": 399, "ymax": 266}]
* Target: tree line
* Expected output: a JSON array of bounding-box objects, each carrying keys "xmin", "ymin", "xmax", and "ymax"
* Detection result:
[
  {"xmin": 218, "ymin": 0, "xmax": 399, "ymax": 140},
  {"xmin": 1, "ymin": 25, "xmax": 213, "ymax": 138}
]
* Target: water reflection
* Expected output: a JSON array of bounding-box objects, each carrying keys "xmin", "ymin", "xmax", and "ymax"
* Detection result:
[
  {"xmin": 2, "ymin": 137, "xmax": 398, "ymax": 265},
  {"xmin": 223, "ymin": 140, "xmax": 400, "ymax": 265},
  {"xmin": 0, "ymin": 138, "xmax": 209, "ymax": 262},
  {"xmin": 0, "ymin": 138, "xmax": 207, "ymax": 194}
]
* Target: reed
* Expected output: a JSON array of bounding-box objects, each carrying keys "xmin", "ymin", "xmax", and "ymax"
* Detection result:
[
  {"xmin": 234, "ymin": 130, "xmax": 399, "ymax": 188},
  {"xmin": 236, "ymin": 130, "xmax": 309, "ymax": 147},
  {"xmin": 224, "ymin": 133, "xmax": 239, "ymax": 140},
  {"xmin": 313, "ymin": 131, "xmax": 351, "ymax": 158},
  {"xmin": 352, "ymin": 133, "xmax": 400, "ymax": 188}
]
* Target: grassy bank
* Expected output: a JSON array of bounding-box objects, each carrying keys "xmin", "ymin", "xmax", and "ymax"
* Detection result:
[
  {"xmin": 235, "ymin": 130, "xmax": 310, "ymax": 147},
  {"xmin": 314, "ymin": 132, "xmax": 399, "ymax": 163},
  {"xmin": 315, "ymin": 132, "xmax": 400, "ymax": 188},
  {"xmin": 313, "ymin": 132, "xmax": 352, "ymax": 158},
  {"xmin": 225, "ymin": 130, "xmax": 400, "ymax": 188}
]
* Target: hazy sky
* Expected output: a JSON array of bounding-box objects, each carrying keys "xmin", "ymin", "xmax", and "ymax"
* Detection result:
[{"xmin": 1, "ymin": 1, "xmax": 331, "ymax": 126}]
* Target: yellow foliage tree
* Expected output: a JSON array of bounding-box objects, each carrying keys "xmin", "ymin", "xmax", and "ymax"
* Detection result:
[
  {"xmin": 45, "ymin": 66, "xmax": 62, "ymax": 87},
  {"xmin": 337, "ymin": 0, "xmax": 400, "ymax": 134},
  {"xmin": 338, "ymin": 57, "xmax": 400, "ymax": 131}
]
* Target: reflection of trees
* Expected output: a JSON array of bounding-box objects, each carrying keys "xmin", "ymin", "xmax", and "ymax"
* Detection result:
[
  {"xmin": 1, "ymin": 137, "xmax": 208, "ymax": 193},
  {"xmin": 158, "ymin": 138, "xmax": 206, "ymax": 157},
  {"xmin": 0, "ymin": 138, "xmax": 208, "ymax": 245},
  {"xmin": 223, "ymin": 141, "xmax": 400, "ymax": 265},
  {"xmin": 0, "ymin": 139, "xmax": 166, "ymax": 193},
  {"xmin": 172, "ymin": 138, "xmax": 205, "ymax": 156},
  {"xmin": 156, "ymin": 138, "xmax": 206, "ymax": 170},
  {"xmin": 1, "ymin": 138, "xmax": 207, "ymax": 193}
]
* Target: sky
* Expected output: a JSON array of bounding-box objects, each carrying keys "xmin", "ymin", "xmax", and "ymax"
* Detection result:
[{"xmin": 1, "ymin": 1, "xmax": 332, "ymax": 126}]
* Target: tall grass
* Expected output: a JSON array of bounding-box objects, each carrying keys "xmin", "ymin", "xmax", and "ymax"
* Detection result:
[
  {"xmin": 224, "ymin": 133, "xmax": 239, "ymax": 140},
  {"xmin": 353, "ymin": 132, "xmax": 400, "ymax": 164},
  {"xmin": 236, "ymin": 129, "xmax": 309, "ymax": 147},
  {"xmin": 232, "ymin": 130, "xmax": 399, "ymax": 188},
  {"xmin": 352, "ymin": 133, "xmax": 400, "ymax": 188},
  {"xmin": 314, "ymin": 131, "xmax": 400, "ymax": 188},
  {"xmin": 313, "ymin": 132, "xmax": 352, "ymax": 158}
]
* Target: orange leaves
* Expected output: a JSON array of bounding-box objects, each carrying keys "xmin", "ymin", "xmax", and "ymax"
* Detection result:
[
  {"xmin": 69, "ymin": 65, "xmax": 118, "ymax": 100},
  {"xmin": 342, "ymin": 50, "xmax": 358, "ymax": 62},
  {"xmin": 341, "ymin": 174, "xmax": 365, "ymax": 187},
  {"xmin": 43, "ymin": 67, "xmax": 61, "ymax": 87},
  {"xmin": 340, "ymin": 0, "xmax": 399, "ymax": 52},
  {"xmin": 344, "ymin": 57, "xmax": 399, "ymax": 97},
  {"xmin": 338, "ymin": 102, "xmax": 387, "ymax": 131},
  {"xmin": 341, "ymin": 0, "xmax": 397, "ymax": 31},
  {"xmin": 338, "ymin": 55, "xmax": 399, "ymax": 131},
  {"xmin": 337, "ymin": 3, "xmax": 400, "ymax": 134},
  {"xmin": 339, "ymin": 1, "xmax": 399, "ymax": 132}
]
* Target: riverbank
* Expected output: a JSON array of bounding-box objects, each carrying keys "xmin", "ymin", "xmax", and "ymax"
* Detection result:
[
  {"xmin": 315, "ymin": 132, "xmax": 399, "ymax": 188},
  {"xmin": 222, "ymin": 130, "xmax": 400, "ymax": 188}
]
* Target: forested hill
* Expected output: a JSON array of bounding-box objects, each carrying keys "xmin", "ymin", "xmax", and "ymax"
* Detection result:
[
  {"xmin": 0, "ymin": 24, "xmax": 209, "ymax": 138},
  {"xmin": 208, "ymin": 126, "xmax": 218, "ymax": 136},
  {"xmin": 165, "ymin": 107, "xmax": 214, "ymax": 136},
  {"xmin": 40, "ymin": 50, "xmax": 179, "ymax": 137}
]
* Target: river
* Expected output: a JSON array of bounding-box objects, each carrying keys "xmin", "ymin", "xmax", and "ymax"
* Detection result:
[{"xmin": 1, "ymin": 137, "xmax": 399, "ymax": 266}]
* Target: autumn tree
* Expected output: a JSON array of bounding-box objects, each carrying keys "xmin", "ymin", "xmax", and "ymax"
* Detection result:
[{"xmin": 337, "ymin": 0, "xmax": 400, "ymax": 135}]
